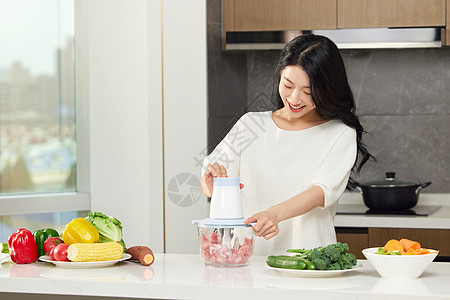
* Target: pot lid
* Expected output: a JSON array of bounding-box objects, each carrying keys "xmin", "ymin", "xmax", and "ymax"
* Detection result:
[
  {"xmin": 360, "ymin": 172, "xmax": 420, "ymax": 187},
  {"xmin": 192, "ymin": 218, "xmax": 255, "ymax": 228}
]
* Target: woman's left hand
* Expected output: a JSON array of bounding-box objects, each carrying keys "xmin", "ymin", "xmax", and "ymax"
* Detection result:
[{"xmin": 245, "ymin": 210, "xmax": 279, "ymax": 240}]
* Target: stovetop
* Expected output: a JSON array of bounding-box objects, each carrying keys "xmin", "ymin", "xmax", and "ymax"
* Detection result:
[{"xmin": 336, "ymin": 204, "xmax": 441, "ymax": 216}]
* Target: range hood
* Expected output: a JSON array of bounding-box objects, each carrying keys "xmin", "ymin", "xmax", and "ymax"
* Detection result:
[{"xmin": 225, "ymin": 28, "xmax": 442, "ymax": 50}]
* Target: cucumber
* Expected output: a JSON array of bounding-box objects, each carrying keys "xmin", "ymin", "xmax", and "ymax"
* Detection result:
[
  {"xmin": 305, "ymin": 260, "xmax": 316, "ymax": 270},
  {"xmin": 266, "ymin": 255, "xmax": 307, "ymax": 270}
]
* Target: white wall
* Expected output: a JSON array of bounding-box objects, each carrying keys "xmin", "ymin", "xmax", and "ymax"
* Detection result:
[
  {"xmin": 87, "ymin": 0, "xmax": 164, "ymax": 251},
  {"xmin": 86, "ymin": 0, "xmax": 208, "ymax": 253},
  {"xmin": 162, "ymin": 0, "xmax": 209, "ymax": 253}
]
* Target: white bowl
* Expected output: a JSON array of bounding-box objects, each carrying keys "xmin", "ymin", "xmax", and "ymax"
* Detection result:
[{"xmin": 362, "ymin": 247, "xmax": 438, "ymax": 279}]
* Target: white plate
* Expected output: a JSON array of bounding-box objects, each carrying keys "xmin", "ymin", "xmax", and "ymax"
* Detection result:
[
  {"xmin": 266, "ymin": 263, "xmax": 363, "ymax": 278},
  {"xmin": 0, "ymin": 253, "xmax": 11, "ymax": 264},
  {"xmin": 39, "ymin": 253, "xmax": 131, "ymax": 269}
]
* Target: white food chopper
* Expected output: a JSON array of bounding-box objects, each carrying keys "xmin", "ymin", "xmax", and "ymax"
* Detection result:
[{"xmin": 193, "ymin": 177, "xmax": 255, "ymax": 267}]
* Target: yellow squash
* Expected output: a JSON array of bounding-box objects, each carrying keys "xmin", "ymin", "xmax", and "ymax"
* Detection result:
[{"xmin": 62, "ymin": 218, "xmax": 99, "ymax": 245}]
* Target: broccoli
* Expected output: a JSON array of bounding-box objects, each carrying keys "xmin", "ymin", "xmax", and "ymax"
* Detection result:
[
  {"xmin": 323, "ymin": 243, "xmax": 346, "ymax": 262},
  {"xmin": 314, "ymin": 257, "xmax": 331, "ymax": 270},
  {"xmin": 328, "ymin": 262, "xmax": 341, "ymax": 270},
  {"xmin": 337, "ymin": 252, "xmax": 357, "ymax": 269},
  {"xmin": 287, "ymin": 242, "xmax": 357, "ymax": 270},
  {"xmin": 311, "ymin": 258, "xmax": 325, "ymax": 270},
  {"xmin": 308, "ymin": 248, "xmax": 323, "ymax": 261}
]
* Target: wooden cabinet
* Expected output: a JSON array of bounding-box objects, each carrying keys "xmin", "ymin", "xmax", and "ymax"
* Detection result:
[
  {"xmin": 337, "ymin": 227, "xmax": 450, "ymax": 259},
  {"xmin": 338, "ymin": 0, "xmax": 446, "ymax": 28},
  {"xmin": 223, "ymin": 0, "xmax": 336, "ymax": 32},
  {"xmin": 447, "ymin": 0, "xmax": 450, "ymax": 45},
  {"xmin": 336, "ymin": 227, "xmax": 368, "ymax": 259},
  {"xmin": 223, "ymin": 0, "xmax": 448, "ymax": 44}
]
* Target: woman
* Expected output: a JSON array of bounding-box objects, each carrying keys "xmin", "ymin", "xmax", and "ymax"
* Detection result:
[{"xmin": 201, "ymin": 34, "xmax": 373, "ymax": 255}]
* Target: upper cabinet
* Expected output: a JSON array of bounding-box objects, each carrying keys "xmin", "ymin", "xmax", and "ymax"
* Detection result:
[
  {"xmin": 223, "ymin": 0, "xmax": 448, "ymax": 46},
  {"xmin": 223, "ymin": 0, "xmax": 337, "ymax": 32},
  {"xmin": 447, "ymin": 0, "xmax": 450, "ymax": 44},
  {"xmin": 338, "ymin": 0, "xmax": 445, "ymax": 28}
]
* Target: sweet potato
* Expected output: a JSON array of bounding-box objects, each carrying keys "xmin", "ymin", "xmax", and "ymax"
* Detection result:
[
  {"xmin": 125, "ymin": 246, "xmax": 154, "ymax": 266},
  {"xmin": 384, "ymin": 239, "xmax": 404, "ymax": 254},
  {"xmin": 400, "ymin": 238, "xmax": 421, "ymax": 252}
]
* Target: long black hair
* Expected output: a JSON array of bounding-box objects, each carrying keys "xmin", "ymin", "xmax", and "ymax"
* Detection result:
[{"xmin": 273, "ymin": 34, "xmax": 374, "ymax": 187}]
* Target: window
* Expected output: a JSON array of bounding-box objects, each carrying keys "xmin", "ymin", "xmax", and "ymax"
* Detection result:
[
  {"xmin": 0, "ymin": 0, "xmax": 89, "ymax": 240},
  {"xmin": 1, "ymin": 0, "xmax": 76, "ymax": 195}
]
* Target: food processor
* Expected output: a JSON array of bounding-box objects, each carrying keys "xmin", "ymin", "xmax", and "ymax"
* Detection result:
[{"xmin": 193, "ymin": 177, "xmax": 255, "ymax": 267}]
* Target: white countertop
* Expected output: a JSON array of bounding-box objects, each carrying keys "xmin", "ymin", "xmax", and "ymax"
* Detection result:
[
  {"xmin": 1, "ymin": 253, "xmax": 450, "ymax": 299},
  {"xmin": 335, "ymin": 193, "xmax": 450, "ymax": 229}
]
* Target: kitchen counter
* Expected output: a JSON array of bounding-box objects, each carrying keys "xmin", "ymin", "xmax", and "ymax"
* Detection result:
[
  {"xmin": 1, "ymin": 254, "xmax": 450, "ymax": 300},
  {"xmin": 335, "ymin": 193, "xmax": 450, "ymax": 229}
]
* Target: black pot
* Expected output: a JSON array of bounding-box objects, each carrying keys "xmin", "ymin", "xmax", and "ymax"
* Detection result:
[{"xmin": 356, "ymin": 172, "xmax": 432, "ymax": 211}]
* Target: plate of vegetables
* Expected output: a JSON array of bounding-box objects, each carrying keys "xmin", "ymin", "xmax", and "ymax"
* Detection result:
[
  {"xmin": 266, "ymin": 263, "xmax": 362, "ymax": 278},
  {"xmin": 362, "ymin": 238, "xmax": 439, "ymax": 279},
  {"xmin": 39, "ymin": 252, "xmax": 131, "ymax": 269},
  {"xmin": 266, "ymin": 242, "xmax": 362, "ymax": 278}
]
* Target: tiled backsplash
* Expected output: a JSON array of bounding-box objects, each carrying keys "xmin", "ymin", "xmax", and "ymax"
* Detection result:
[{"xmin": 207, "ymin": 1, "xmax": 450, "ymax": 192}]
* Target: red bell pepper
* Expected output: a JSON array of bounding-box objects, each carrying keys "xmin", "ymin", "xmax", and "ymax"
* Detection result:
[{"xmin": 7, "ymin": 228, "xmax": 38, "ymax": 264}]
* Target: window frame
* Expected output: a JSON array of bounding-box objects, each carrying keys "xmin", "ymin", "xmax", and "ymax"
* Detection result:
[{"xmin": 0, "ymin": 0, "xmax": 90, "ymax": 216}]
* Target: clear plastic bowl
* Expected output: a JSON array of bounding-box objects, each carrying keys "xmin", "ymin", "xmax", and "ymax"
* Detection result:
[{"xmin": 197, "ymin": 225, "xmax": 254, "ymax": 267}]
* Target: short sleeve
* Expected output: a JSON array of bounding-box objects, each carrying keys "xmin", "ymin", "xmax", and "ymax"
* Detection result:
[
  {"xmin": 201, "ymin": 116, "xmax": 245, "ymax": 178},
  {"xmin": 307, "ymin": 127, "xmax": 357, "ymax": 208}
]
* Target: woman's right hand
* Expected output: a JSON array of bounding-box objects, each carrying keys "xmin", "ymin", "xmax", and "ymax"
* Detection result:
[{"xmin": 200, "ymin": 163, "xmax": 228, "ymax": 198}]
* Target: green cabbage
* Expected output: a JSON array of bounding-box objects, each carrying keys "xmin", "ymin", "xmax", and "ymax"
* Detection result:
[{"xmin": 86, "ymin": 212, "xmax": 126, "ymax": 250}]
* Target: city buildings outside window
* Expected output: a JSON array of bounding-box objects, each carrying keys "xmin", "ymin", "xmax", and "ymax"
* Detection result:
[{"xmin": 0, "ymin": 0, "xmax": 85, "ymax": 241}]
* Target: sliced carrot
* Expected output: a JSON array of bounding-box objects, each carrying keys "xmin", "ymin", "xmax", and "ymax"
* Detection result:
[
  {"xmin": 400, "ymin": 238, "xmax": 421, "ymax": 252},
  {"xmin": 405, "ymin": 248, "xmax": 432, "ymax": 255},
  {"xmin": 417, "ymin": 249, "xmax": 431, "ymax": 255},
  {"xmin": 405, "ymin": 248, "xmax": 419, "ymax": 255},
  {"xmin": 384, "ymin": 239, "xmax": 404, "ymax": 254},
  {"xmin": 381, "ymin": 238, "xmax": 438, "ymax": 255}
]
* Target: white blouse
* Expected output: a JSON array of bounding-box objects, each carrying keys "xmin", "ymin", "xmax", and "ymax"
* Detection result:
[{"xmin": 202, "ymin": 111, "xmax": 357, "ymax": 255}]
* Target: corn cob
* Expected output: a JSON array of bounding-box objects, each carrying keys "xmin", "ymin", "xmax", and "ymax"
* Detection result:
[{"xmin": 67, "ymin": 242, "xmax": 123, "ymax": 262}]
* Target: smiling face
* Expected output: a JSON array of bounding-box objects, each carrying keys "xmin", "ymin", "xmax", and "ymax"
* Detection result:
[{"xmin": 278, "ymin": 65, "xmax": 317, "ymax": 120}]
